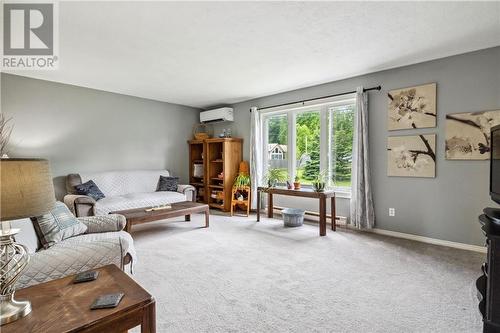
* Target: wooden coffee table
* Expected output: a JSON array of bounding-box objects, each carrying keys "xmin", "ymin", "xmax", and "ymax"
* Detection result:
[
  {"xmin": 2, "ymin": 264, "xmax": 155, "ymax": 333},
  {"xmin": 112, "ymin": 201, "xmax": 210, "ymax": 233}
]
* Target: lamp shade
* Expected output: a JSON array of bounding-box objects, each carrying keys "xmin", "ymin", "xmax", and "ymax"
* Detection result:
[{"xmin": 1, "ymin": 158, "xmax": 56, "ymax": 221}]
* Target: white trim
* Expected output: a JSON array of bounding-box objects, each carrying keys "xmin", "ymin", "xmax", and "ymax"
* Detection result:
[
  {"xmin": 334, "ymin": 190, "xmax": 351, "ymax": 199},
  {"xmin": 367, "ymin": 228, "xmax": 486, "ymax": 253},
  {"xmin": 259, "ymin": 94, "xmax": 356, "ymax": 114},
  {"xmin": 274, "ymin": 209, "xmax": 485, "ymax": 253}
]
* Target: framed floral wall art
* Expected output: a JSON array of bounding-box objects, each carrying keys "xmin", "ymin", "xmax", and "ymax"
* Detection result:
[
  {"xmin": 445, "ymin": 110, "xmax": 500, "ymax": 160},
  {"xmin": 388, "ymin": 83, "xmax": 437, "ymax": 130},
  {"xmin": 387, "ymin": 134, "xmax": 436, "ymax": 178}
]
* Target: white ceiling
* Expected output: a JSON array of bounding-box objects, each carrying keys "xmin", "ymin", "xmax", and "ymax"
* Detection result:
[{"xmin": 7, "ymin": 1, "xmax": 500, "ymax": 108}]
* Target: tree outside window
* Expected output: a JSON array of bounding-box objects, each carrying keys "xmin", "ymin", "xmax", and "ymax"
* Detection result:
[{"xmin": 262, "ymin": 100, "xmax": 354, "ymax": 191}]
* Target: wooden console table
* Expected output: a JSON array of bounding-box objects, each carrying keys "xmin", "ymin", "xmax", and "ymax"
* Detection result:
[
  {"xmin": 256, "ymin": 187, "xmax": 336, "ymax": 236},
  {"xmin": 2, "ymin": 264, "xmax": 155, "ymax": 333}
]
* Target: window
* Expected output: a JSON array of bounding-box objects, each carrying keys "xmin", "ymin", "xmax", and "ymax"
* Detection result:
[
  {"xmin": 265, "ymin": 114, "xmax": 288, "ymax": 181},
  {"xmin": 262, "ymin": 97, "xmax": 355, "ymax": 192},
  {"xmin": 296, "ymin": 110, "xmax": 320, "ymax": 185}
]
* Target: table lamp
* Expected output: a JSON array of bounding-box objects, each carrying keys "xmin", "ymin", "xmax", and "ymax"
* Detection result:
[{"xmin": 0, "ymin": 158, "xmax": 55, "ymax": 325}]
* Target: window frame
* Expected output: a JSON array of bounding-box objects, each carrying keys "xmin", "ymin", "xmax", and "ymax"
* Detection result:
[{"xmin": 261, "ymin": 95, "xmax": 355, "ymax": 195}]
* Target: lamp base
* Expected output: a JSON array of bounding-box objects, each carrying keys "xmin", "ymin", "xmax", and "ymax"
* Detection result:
[
  {"xmin": 0, "ymin": 228, "xmax": 31, "ymax": 325},
  {"xmin": 0, "ymin": 294, "xmax": 31, "ymax": 325}
]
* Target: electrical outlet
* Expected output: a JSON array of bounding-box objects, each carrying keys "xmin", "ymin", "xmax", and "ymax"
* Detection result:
[{"xmin": 389, "ymin": 208, "xmax": 395, "ymax": 217}]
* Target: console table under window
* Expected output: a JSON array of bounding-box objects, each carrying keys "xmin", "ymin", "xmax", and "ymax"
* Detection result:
[{"xmin": 256, "ymin": 187, "xmax": 336, "ymax": 236}]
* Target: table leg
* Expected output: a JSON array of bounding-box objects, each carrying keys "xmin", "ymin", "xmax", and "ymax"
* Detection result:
[
  {"xmin": 185, "ymin": 214, "xmax": 191, "ymax": 222},
  {"xmin": 319, "ymin": 196, "xmax": 326, "ymax": 236},
  {"xmin": 331, "ymin": 195, "xmax": 336, "ymax": 231},
  {"xmin": 204, "ymin": 209, "xmax": 209, "ymax": 228},
  {"xmin": 141, "ymin": 302, "xmax": 156, "ymax": 333},
  {"xmin": 267, "ymin": 193, "xmax": 273, "ymax": 218},
  {"xmin": 257, "ymin": 190, "xmax": 261, "ymax": 222}
]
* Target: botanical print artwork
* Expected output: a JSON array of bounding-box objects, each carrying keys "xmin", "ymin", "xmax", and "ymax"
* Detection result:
[
  {"xmin": 445, "ymin": 110, "xmax": 500, "ymax": 160},
  {"xmin": 387, "ymin": 83, "xmax": 436, "ymax": 130},
  {"xmin": 387, "ymin": 134, "xmax": 436, "ymax": 178}
]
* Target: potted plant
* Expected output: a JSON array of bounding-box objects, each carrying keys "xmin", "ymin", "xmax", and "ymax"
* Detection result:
[
  {"xmin": 293, "ymin": 175, "xmax": 301, "ymax": 190},
  {"xmin": 233, "ymin": 173, "xmax": 250, "ymax": 189},
  {"xmin": 312, "ymin": 170, "xmax": 327, "ymax": 192},
  {"xmin": 263, "ymin": 168, "xmax": 287, "ymax": 188}
]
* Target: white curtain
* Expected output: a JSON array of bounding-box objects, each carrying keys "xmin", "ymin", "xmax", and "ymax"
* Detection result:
[
  {"xmin": 250, "ymin": 106, "xmax": 263, "ymax": 210},
  {"xmin": 350, "ymin": 87, "xmax": 375, "ymax": 229}
]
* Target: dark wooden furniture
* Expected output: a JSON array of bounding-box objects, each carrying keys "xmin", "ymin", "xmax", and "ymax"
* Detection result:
[
  {"xmin": 188, "ymin": 138, "xmax": 243, "ymax": 211},
  {"xmin": 112, "ymin": 201, "xmax": 209, "ymax": 233},
  {"xmin": 256, "ymin": 187, "xmax": 336, "ymax": 236},
  {"xmin": 478, "ymin": 212, "xmax": 500, "ymax": 332},
  {"xmin": 2, "ymin": 264, "xmax": 155, "ymax": 333}
]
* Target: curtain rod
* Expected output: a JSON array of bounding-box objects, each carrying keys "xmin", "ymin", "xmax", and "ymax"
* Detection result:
[{"xmin": 252, "ymin": 85, "xmax": 381, "ymax": 112}]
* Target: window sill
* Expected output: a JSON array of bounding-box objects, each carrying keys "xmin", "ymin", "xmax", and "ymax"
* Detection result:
[
  {"xmin": 335, "ymin": 191, "xmax": 351, "ymax": 199},
  {"xmin": 299, "ymin": 185, "xmax": 351, "ymax": 199}
]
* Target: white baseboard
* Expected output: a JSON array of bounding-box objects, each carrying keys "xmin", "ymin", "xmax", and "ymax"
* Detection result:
[
  {"xmin": 367, "ymin": 227, "xmax": 486, "ymax": 253},
  {"xmin": 270, "ymin": 209, "xmax": 486, "ymax": 253}
]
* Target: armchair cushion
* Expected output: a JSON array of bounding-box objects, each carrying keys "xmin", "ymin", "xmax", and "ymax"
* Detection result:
[
  {"xmin": 74, "ymin": 180, "xmax": 105, "ymax": 201},
  {"xmin": 31, "ymin": 202, "xmax": 87, "ymax": 249},
  {"xmin": 15, "ymin": 231, "xmax": 135, "ymax": 289},
  {"xmin": 78, "ymin": 214, "xmax": 126, "ymax": 233}
]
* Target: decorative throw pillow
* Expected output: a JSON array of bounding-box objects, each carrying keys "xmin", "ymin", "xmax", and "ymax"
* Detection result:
[
  {"xmin": 157, "ymin": 176, "xmax": 179, "ymax": 192},
  {"xmin": 75, "ymin": 180, "xmax": 105, "ymax": 201},
  {"xmin": 31, "ymin": 201, "xmax": 88, "ymax": 249}
]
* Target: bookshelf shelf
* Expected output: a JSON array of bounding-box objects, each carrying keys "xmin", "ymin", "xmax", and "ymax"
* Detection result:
[{"xmin": 188, "ymin": 138, "xmax": 242, "ymax": 211}]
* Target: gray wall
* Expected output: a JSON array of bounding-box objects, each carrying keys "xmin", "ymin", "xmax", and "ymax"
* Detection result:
[
  {"xmin": 1, "ymin": 73, "xmax": 199, "ymax": 199},
  {"xmin": 211, "ymin": 47, "xmax": 500, "ymax": 246}
]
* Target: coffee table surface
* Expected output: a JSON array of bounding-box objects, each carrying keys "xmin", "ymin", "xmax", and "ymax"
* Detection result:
[
  {"xmin": 3, "ymin": 265, "xmax": 155, "ymax": 333},
  {"xmin": 112, "ymin": 201, "xmax": 210, "ymax": 232},
  {"xmin": 113, "ymin": 201, "xmax": 208, "ymax": 220}
]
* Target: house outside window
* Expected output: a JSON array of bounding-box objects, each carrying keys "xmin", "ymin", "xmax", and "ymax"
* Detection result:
[{"xmin": 269, "ymin": 144, "xmax": 287, "ymax": 160}]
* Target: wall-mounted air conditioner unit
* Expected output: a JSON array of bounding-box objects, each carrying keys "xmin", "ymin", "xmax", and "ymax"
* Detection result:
[{"xmin": 200, "ymin": 107, "xmax": 234, "ymax": 123}]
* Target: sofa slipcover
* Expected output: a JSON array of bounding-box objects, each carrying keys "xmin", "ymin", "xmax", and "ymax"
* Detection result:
[
  {"xmin": 64, "ymin": 169, "xmax": 195, "ymax": 217},
  {"xmin": 14, "ymin": 214, "xmax": 135, "ymax": 289}
]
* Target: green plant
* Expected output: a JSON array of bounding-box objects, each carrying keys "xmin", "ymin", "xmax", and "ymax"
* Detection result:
[
  {"xmin": 294, "ymin": 175, "xmax": 300, "ymax": 182},
  {"xmin": 312, "ymin": 170, "xmax": 327, "ymax": 192},
  {"xmin": 263, "ymin": 168, "xmax": 287, "ymax": 187},
  {"xmin": 233, "ymin": 173, "xmax": 250, "ymax": 189}
]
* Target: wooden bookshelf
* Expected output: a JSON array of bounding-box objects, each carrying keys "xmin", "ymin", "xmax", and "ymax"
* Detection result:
[{"xmin": 188, "ymin": 138, "xmax": 243, "ymax": 211}]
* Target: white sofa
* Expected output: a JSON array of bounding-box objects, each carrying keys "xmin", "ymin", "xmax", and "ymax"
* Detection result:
[{"xmin": 64, "ymin": 170, "xmax": 195, "ymax": 217}]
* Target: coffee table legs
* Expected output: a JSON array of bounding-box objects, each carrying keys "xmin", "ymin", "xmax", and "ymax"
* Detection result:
[{"xmin": 185, "ymin": 211, "xmax": 209, "ymax": 228}]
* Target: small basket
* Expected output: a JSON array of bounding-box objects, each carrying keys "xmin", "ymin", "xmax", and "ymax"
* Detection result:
[{"xmin": 193, "ymin": 123, "xmax": 212, "ymax": 140}]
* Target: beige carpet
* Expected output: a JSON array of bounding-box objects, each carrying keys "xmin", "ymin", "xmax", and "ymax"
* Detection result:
[{"xmin": 130, "ymin": 212, "xmax": 484, "ymax": 333}]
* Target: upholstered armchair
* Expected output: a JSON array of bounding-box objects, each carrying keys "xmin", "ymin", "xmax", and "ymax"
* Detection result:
[{"xmin": 14, "ymin": 214, "xmax": 135, "ymax": 289}]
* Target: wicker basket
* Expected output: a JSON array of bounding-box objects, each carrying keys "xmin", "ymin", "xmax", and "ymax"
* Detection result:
[{"xmin": 193, "ymin": 123, "xmax": 211, "ymax": 140}]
